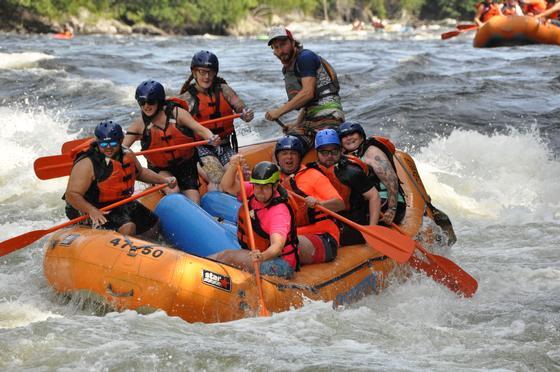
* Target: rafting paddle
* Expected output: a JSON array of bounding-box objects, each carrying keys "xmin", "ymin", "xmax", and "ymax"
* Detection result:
[
  {"xmin": 456, "ymin": 23, "xmax": 478, "ymax": 30},
  {"xmin": 287, "ymin": 191, "xmax": 415, "ymax": 264},
  {"xmin": 237, "ymin": 163, "xmax": 270, "ymax": 317},
  {"xmin": 390, "ymin": 222, "xmax": 478, "ymax": 298},
  {"xmin": 59, "ymin": 113, "xmax": 241, "ymax": 154},
  {"xmin": 441, "ymin": 25, "xmax": 478, "ymax": 40},
  {"xmin": 0, "ymin": 184, "xmax": 167, "ymax": 257},
  {"xmin": 34, "ymin": 139, "xmax": 211, "ymax": 180}
]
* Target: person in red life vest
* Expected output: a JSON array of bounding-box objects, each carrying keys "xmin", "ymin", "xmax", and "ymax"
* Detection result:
[
  {"xmin": 307, "ymin": 129, "xmax": 381, "ymax": 246},
  {"xmin": 177, "ymin": 51, "xmax": 254, "ymax": 191},
  {"xmin": 275, "ymin": 136, "xmax": 345, "ymax": 264},
  {"xmin": 520, "ymin": 0, "xmax": 548, "ymax": 14},
  {"xmin": 123, "ymin": 80, "xmax": 220, "ymax": 205},
  {"xmin": 264, "ymin": 26, "xmax": 344, "ymax": 155},
  {"xmin": 210, "ymin": 159, "xmax": 299, "ymax": 278},
  {"xmin": 502, "ymin": 0, "xmax": 524, "ymax": 15},
  {"xmin": 338, "ymin": 122, "xmax": 406, "ymax": 226},
  {"xmin": 475, "ymin": 0, "xmax": 504, "ymax": 26},
  {"xmin": 534, "ymin": 0, "xmax": 560, "ymax": 23},
  {"xmin": 64, "ymin": 120, "xmax": 176, "ymax": 236}
]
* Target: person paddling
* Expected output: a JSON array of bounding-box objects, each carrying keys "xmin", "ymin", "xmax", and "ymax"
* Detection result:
[
  {"xmin": 474, "ymin": 0, "xmax": 504, "ymax": 26},
  {"xmin": 177, "ymin": 51, "xmax": 254, "ymax": 190},
  {"xmin": 306, "ymin": 129, "xmax": 381, "ymax": 246},
  {"xmin": 123, "ymin": 80, "xmax": 220, "ymax": 204},
  {"xmin": 64, "ymin": 120, "xmax": 176, "ymax": 237},
  {"xmin": 211, "ymin": 158, "xmax": 299, "ymax": 279}
]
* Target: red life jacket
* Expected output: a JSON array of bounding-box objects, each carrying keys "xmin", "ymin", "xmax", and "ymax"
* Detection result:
[
  {"xmin": 76, "ymin": 144, "xmax": 137, "ymax": 206},
  {"xmin": 502, "ymin": 4, "xmax": 518, "ymax": 15},
  {"xmin": 476, "ymin": 2, "xmax": 502, "ymax": 22},
  {"xmin": 186, "ymin": 79, "xmax": 235, "ymax": 140},
  {"xmin": 546, "ymin": 2, "xmax": 559, "ymax": 18},
  {"xmin": 522, "ymin": 0, "xmax": 547, "ymax": 14},
  {"xmin": 140, "ymin": 102, "xmax": 196, "ymax": 169},
  {"xmin": 280, "ymin": 166, "xmax": 330, "ymax": 227},
  {"xmin": 306, "ymin": 155, "xmax": 369, "ymax": 211},
  {"xmin": 237, "ymin": 186, "xmax": 299, "ymax": 270}
]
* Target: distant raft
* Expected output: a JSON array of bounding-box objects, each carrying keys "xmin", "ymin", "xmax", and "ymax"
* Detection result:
[{"xmin": 474, "ymin": 15, "xmax": 560, "ymax": 48}]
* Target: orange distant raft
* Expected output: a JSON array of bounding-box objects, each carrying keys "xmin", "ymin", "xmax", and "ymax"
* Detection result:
[
  {"xmin": 474, "ymin": 15, "xmax": 560, "ymax": 48},
  {"xmin": 53, "ymin": 32, "xmax": 73, "ymax": 40},
  {"xmin": 43, "ymin": 141, "xmax": 451, "ymax": 324}
]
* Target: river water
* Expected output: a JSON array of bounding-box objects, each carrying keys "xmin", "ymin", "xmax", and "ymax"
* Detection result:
[{"xmin": 0, "ymin": 25, "xmax": 559, "ymax": 370}]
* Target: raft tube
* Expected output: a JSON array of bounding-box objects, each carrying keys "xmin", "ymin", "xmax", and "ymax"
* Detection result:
[
  {"xmin": 474, "ymin": 15, "xmax": 560, "ymax": 48},
  {"xmin": 200, "ymin": 191, "xmax": 241, "ymax": 224},
  {"xmin": 155, "ymin": 193, "xmax": 240, "ymax": 256}
]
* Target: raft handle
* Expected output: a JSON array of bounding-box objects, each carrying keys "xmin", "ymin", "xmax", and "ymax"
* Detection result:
[{"xmin": 106, "ymin": 283, "xmax": 134, "ymax": 298}]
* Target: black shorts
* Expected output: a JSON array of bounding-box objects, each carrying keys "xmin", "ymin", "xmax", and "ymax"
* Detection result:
[
  {"xmin": 65, "ymin": 200, "xmax": 159, "ymax": 235},
  {"xmin": 149, "ymin": 157, "xmax": 199, "ymax": 191}
]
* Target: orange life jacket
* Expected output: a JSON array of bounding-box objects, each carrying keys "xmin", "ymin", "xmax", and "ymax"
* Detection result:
[
  {"xmin": 186, "ymin": 79, "xmax": 235, "ymax": 140},
  {"xmin": 140, "ymin": 102, "xmax": 196, "ymax": 169},
  {"xmin": 477, "ymin": 2, "xmax": 502, "ymax": 22},
  {"xmin": 280, "ymin": 166, "xmax": 330, "ymax": 227},
  {"xmin": 522, "ymin": 0, "xmax": 547, "ymax": 14},
  {"xmin": 77, "ymin": 145, "xmax": 137, "ymax": 206},
  {"xmin": 502, "ymin": 4, "xmax": 518, "ymax": 15},
  {"xmin": 306, "ymin": 155, "xmax": 369, "ymax": 211},
  {"xmin": 237, "ymin": 186, "xmax": 299, "ymax": 269}
]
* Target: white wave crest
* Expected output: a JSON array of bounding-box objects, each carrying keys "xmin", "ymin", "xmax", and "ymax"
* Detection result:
[{"xmin": 0, "ymin": 52, "xmax": 54, "ymax": 69}]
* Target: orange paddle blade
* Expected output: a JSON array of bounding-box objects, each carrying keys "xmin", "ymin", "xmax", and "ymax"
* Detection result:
[
  {"xmin": 0, "ymin": 184, "xmax": 167, "ymax": 257},
  {"xmin": 456, "ymin": 23, "xmax": 478, "ymax": 30},
  {"xmin": 410, "ymin": 244, "xmax": 478, "ymax": 298},
  {"xmin": 60, "ymin": 138, "xmax": 93, "ymax": 154},
  {"xmin": 34, "ymin": 154, "xmax": 74, "ymax": 180},
  {"xmin": 441, "ymin": 25, "xmax": 478, "ymax": 40}
]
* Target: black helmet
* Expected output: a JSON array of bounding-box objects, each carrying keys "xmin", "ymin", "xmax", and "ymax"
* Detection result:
[
  {"xmin": 275, "ymin": 135, "xmax": 304, "ymax": 158},
  {"xmin": 250, "ymin": 161, "xmax": 280, "ymax": 185},
  {"xmin": 338, "ymin": 121, "xmax": 366, "ymax": 139},
  {"xmin": 135, "ymin": 80, "xmax": 165, "ymax": 106},
  {"xmin": 94, "ymin": 120, "xmax": 123, "ymax": 142},
  {"xmin": 190, "ymin": 50, "xmax": 219, "ymax": 72}
]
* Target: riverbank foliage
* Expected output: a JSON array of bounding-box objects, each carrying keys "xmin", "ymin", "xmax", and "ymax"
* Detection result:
[{"xmin": 3, "ymin": 0, "xmax": 480, "ymax": 33}]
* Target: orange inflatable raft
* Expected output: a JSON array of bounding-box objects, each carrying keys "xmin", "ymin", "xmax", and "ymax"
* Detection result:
[
  {"xmin": 474, "ymin": 15, "xmax": 560, "ymax": 48},
  {"xmin": 43, "ymin": 141, "xmax": 451, "ymax": 323}
]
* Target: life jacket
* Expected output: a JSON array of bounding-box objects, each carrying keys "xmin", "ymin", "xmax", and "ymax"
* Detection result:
[
  {"xmin": 283, "ymin": 49, "xmax": 343, "ymax": 121},
  {"xmin": 522, "ymin": 0, "xmax": 547, "ymax": 14},
  {"xmin": 353, "ymin": 136, "xmax": 406, "ymax": 204},
  {"xmin": 186, "ymin": 78, "xmax": 235, "ymax": 140},
  {"xmin": 476, "ymin": 2, "xmax": 501, "ymax": 22},
  {"xmin": 75, "ymin": 144, "xmax": 137, "ymax": 206},
  {"xmin": 502, "ymin": 4, "xmax": 518, "ymax": 15},
  {"xmin": 237, "ymin": 186, "xmax": 300, "ymax": 270},
  {"xmin": 306, "ymin": 155, "xmax": 369, "ymax": 211},
  {"xmin": 546, "ymin": 2, "xmax": 559, "ymax": 18},
  {"xmin": 140, "ymin": 100, "xmax": 196, "ymax": 169},
  {"xmin": 280, "ymin": 166, "xmax": 330, "ymax": 227}
]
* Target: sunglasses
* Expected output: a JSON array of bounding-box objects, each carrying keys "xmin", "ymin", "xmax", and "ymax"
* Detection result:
[
  {"xmin": 318, "ymin": 148, "xmax": 340, "ymax": 157},
  {"xmin": 98, "ymin": 140, "xmax": 119, "ymax": 149},
  {"xmin": 137, "ymin": 97, "xmax": 157, "ymax": 106}
]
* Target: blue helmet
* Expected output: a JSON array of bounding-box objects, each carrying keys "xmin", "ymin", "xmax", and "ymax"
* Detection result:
[
  {"xmin": 315, "ymin": 129, "xmax": 340, "ymax": 149},
  {"xmin": 338, "ymin": 121, "xmax": 366, "ymax": 140},
  {"xmin": 94, "ymin": 120, "xmax": 124, "ymax": 142},
  {"xmin": 275, "ymin": 135, "xmax": 304, "ymax": 158},
  {"xmin": 191, "ymin": 50, "xmax": 219, "ymax": 72},
  {"xmin": 135, "ymin": 80, "xmax": 165, "ymax": 105}
]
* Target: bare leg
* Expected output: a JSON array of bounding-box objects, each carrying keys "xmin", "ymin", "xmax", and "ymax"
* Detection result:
[
  {"xmin": 199, "ymin": 155, "xmax": 225, "ymax": 191},
  {"xmin": 118, "ymin": 222, "xmax": 136, "ymax": 236},
  {"xmin": 297, "ymin": 235, "xmax": 316, "ymax": 265},
  {"xmin": 183, "ymin": 189, "xmax": 200, "ymax": 205},
  {"xmin": 212, "ymin": 249, "xmax": 254, "ymax": 272}
]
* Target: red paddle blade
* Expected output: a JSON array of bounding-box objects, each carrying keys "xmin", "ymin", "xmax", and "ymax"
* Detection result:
[
  {"xmin": 441, "ymin": 30, "xmax": 461, "ymax": 40},
  {"xmin": 457, "ymin": 23, "xmax": 477, "ymax": 30},
  {"xmin": 0, "ymin": 230, "xmax": 50, "ymax": 256},
  {"xmin": 33, "ymin": 154, "xmax": 74, "ymax": 180},
  {"xmin": 360, "ymin": 225, "xmax": 415, "ymax": 264},
  {"xmin": 409, "ymin": 251, "xmax": 478, "ymax": 298},
  {"xmin": 61, "ymin": 137, "xmax": 93, "ymax": 154}
]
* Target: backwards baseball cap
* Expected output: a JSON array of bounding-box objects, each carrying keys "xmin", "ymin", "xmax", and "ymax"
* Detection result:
[{"xmin": 267, "ymin": 26, "xmax": 294, "ymax": 46}]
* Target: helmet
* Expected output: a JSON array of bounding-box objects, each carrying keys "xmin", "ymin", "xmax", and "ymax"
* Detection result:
[
  {"xmin": 315, "ymin": 129, "xmax": 340, "ymax": 149},
  {"xmin": 94, "ymin": 120, "xmax": 124, "ymax": 142},
  {"xmin": 135, "ymin": 80, "xmax": 165, "ymax": 105},
  {"xmin": 190, "ymin": 51, "xmax": 219, "ymax": 72},
  {"xmin": 250, "ymin": 161, "xmax": 280, "ymax": 185},
  {"xmin": 338, "ymin": 121, "xmax": 366, "ymax": 140},
  {"xmin": 275, "ymin": 135, "xmax": 304, "ymax": 158}
]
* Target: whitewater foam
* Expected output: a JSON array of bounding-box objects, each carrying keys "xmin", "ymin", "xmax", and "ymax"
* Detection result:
[{"xmin": 0, "ymin": 52, "xmax": 54, "ymax": 69}]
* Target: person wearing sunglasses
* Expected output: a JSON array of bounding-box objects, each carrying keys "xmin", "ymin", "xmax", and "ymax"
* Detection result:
[
  {"xmin": 178, "ymin": 51, "xmax": 254, "ymax": 191},
  {"xmin": 306, "ymin": 129, "xmax": 381, "ymax": 246},
  {"xmin": 64, "ymin": 120, "xmax": 177, "ymax": 237},
  {"xmin": 124, "ymin": 80, "xmax": 220, "ymax": 204}
]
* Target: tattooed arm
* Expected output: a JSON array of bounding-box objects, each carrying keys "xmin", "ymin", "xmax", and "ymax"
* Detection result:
[
  {"xmin": 222, "ymin": 84, "xmax": 254, "ymax": 122},
  {"xmin": 364, "ymin": 146, "xmax": 399, "ymax": 225}
]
